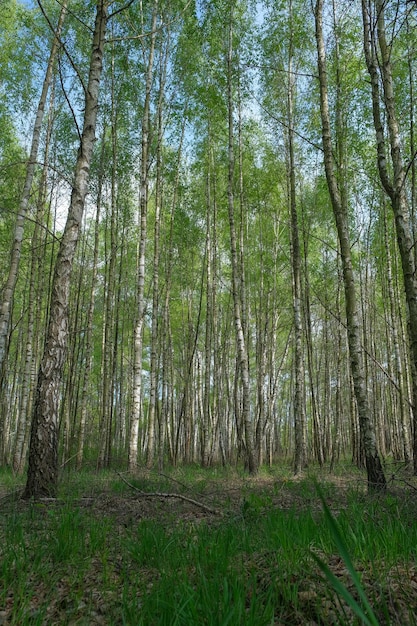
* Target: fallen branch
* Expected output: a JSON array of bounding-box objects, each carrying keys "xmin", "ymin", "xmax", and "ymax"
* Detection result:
[
  {"xmin": 393, "ymin": 476, "xmax": 417, "ymax": 493},
  {"xmin": 116, "ymin": 472, "xmax": 222, "ymax": 516}
]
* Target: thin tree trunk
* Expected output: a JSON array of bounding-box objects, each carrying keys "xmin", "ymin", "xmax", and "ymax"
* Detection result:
[
  {"xmin": 202, "ymin": 168, "xmax": 213, "ymax": 468},
  {"xmin": 12, "ymin": 81, "xmax": 56, "ymax": 474},
  {"xmin": 406, "ymin": 15, "xmax": 417, "ymax": 271},
  {"xmin": 159, "ymin": 116, "xmax": 185, "ymax": 469},
  {"xmin": 76, "ymin": 135, "xmax": 105, "ymax": 469},
  {"xmin": 315, "ymin": 0, "xmax": 386, "ymax": 491},
  {"xmin": 287, "ymin": 0, "xmax": 307, "ymax": 474},
  {"xmin": 303, "ymin": 225, "xmax": 324, "ymax": 466},
  {"xmin": 98, "ymin": 41, "xmax": 119, "ymax": 469},
  {"xmin": 226, "ymin": 12, "xmax": 257, "ymax": 474},
  {"xmin": 206, "ymin": 142, "xmax": 221, "ymax": 466},
  {"xmin": 0, "ymin": 1, "xmax": 67, "ymax": 462},
  {"xmin": 129, "ymin": 5, "xmax": 158, "ymax": 471},
  {"xmin": 362, "ymin": 0, "xmax": 417, "ymax": 473},
  {"xmin": 24, "ymin": 1, "xmax": 108, "ymax": 498},
  {"xmin": 330, "ymin": 277, "xmax": 343, "ymax": 471},
  {"xmin": 383, "ymin": 202, "xmax": 411, "ymax": 461},
  {"xmin": 147, "ymin": 30, "xmax": 169, "ymax": 469}
]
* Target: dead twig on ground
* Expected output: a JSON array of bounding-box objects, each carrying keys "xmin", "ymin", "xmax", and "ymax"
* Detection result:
[{"xmin": 116, "ymin": 472, "xmax": 223, "ymax": 516}]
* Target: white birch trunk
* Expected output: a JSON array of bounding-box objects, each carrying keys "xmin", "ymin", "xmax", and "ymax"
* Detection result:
[
  {"xmin": 226, "ymin": 14, "xmax": 257, "ymax": 474},
  {"xmin": 315, "ymin": 0, "xmax": 386, "ymax": 490},
  {"xmin": 24, "ymin": 1, "xmax": 108, "ymax": 498},
  {"xmin": 0, "ymin": 1, "xmax": 67, "ymax": 373},
  {"xmin": 129, "ymin": 5, "xmax": 158, "ymax": 470},
  {"xmin": 362, "ymin": 0, "xmax": 417, "ymax": 473}
]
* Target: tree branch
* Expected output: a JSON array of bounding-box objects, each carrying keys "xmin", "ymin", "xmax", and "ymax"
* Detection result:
[
  {"xmin": 36, "ymin": 0, "xmax": 87, "ymax": 95},
  {"xmin": 108, "ymin": 0, "xmax": 137, "ymax": 21},
  {"xmin": 58, "ymin": 51, "xmax": 82, "ymax": 143},
  {"xmin": 116, "ymin": 472, "xmax": 223, "ymax": 516},
  {"xmin": 257, "ymin": 98, "xmax": 324, "ymax": 153}
]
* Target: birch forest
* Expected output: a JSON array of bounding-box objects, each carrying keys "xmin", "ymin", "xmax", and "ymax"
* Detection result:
[{"xmin": 1, "ymin": 0, "xmax": 417, "ymax": 496}]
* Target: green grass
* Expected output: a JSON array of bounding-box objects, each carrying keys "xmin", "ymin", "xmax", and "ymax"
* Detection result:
[{"xmin": 1, "ymin": 466, "xmax": 417, "ymax": 624}]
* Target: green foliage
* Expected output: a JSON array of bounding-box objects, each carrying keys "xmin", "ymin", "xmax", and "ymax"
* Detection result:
[{"xmin": 0, "ymin": 0, "xmax": 38, "ymax": 115}]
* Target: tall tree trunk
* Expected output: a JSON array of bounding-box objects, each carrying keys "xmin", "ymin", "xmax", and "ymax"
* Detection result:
[
  {"xmin": 12, "ymin": 82, "xmax": 55, "ymax": 474},
  {"xmin": 24, "ymin": 1, "xmax": 108, "ymax": 498},
  {"xmin": 303, "ymin": 225, "xmax": 324, "ymax": 466},
  {"xmin": 203, "ymin": 141, "xmax": 221, "ymax": 466},
  {"xmin": 146, "ymin": 133, "xmax": 162, "ymax": 469},
  {"xmin": 362, "ymin": 0, "xmax": 417, "ymax": 473},
  {"xmin": 406, "ymin": 15, "xmax": 417, "ymax": 271},
  {"xmin": 287, "ymin": 0, "xmax": 307, "ymax": 474},
  {"xmin": 98, "ymin": 40, "xmax": 119, "ymax": 470},
  {"xmin": 315, "ymin": 0, "xmax": 386, "ymax": 491},
  {"xmin": 383, "ymin": 202, "xmax": 411, "ymax": 461},
  {"xmin": 129, "ymin": 5, "xmax": 158, "ymax": 471},
  {"xmin": 202, "ymin": 167, "xmax": 213, "ymax": 467},
  {"xmin": 147, "ymin": 29, "xmax": 169, "ymax": 468},
  {"xmin": 159, "ymin": 117, "xmax": 185, "ymax": 469},
  {"xmin": 76, "ymin": 132, "xmax": 106, "ymax": 470},
  {"xmin": 226, "ymin": 12, "xmax": 257, "ymax": 474},
  {"xmin": 0, "ymin": 0, "xmax": 67, "ymax": 462}
]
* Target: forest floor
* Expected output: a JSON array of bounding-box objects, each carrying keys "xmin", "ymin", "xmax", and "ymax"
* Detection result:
[{"xmin": 1, "ymin": 462, "xmax": 417, "ymax": 624}]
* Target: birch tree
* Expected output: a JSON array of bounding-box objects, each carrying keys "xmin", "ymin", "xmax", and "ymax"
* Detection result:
[
  {"xmin": 129, "ymin": 3, "xmax": 158, "ymax": 471},
  {"xmin": 0, "ymin": 0, "xmax": 67, "ymax": 464},
  {"xmin": 315, "ymin": 0, "xmax": 386, "ymax": 490},
  {"xmin": 286, "ymin": 0, "xmax": 307, "ymax": 474},
  {"xmin": 0, "ymin": 1, "xmax": 66, "ymax": 373},
  {"xmin": 24, "ymin": 0, "xmax": 108, "ymax": 498},
  {"xmin": 146, "ymin": 30, "xmax": 169, "ymax": 469},
  {"xmin": 226, "ymin": 9, "xmax": 257, "ymax": 474},
  {"xmin": 362, "ymin": 0, "xmax": 417, "ymax": 473}
]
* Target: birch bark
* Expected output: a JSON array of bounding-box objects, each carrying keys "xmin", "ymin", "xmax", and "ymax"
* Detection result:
[
  {"xmin": 24, "ymin": 1, "xmax": 108, "ymax": 498},
  {"xmin": 362, "ymin": 0, "xmax": 417, "ymax": 473},
  {"xmin": 226, "ymin": 14, "xmax": 257, "ymax": 474},
  {"xmin": 287, "ymin": 0, "xmax": 307, "ymax": 474},
  {"xmin": 0, "ymin": 1, "xmax": 67, "ymax": 373},
  {"xmin": 129, "ymin": 5, "xmax": 158, "ymax": 470},
  {"xmin": 0, "ymin": 1, "xmax": 67, "ymax": 463},
  {"xmin": 315, "ymin": 0, "xmax": 386, "ymax": 490}
]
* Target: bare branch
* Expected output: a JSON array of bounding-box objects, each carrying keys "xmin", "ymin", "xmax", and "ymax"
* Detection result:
[
  {"xmin": 108, "ymin": 0, "xmax": 137, "ymax": 20},
  {"xmin": 257, "ymin": 98, "xmax": 324, "ymax": 153},
  {"xmin": 116, "ymin": 472, "xmax": 223, "ymax": 516},
  {"xmin": 312, "ymin": 285, "xmax": 413, "ymax": 407},
  {"xmin": 52, "ymin": 0, "xmax": 94, "ymax": 34},
  {"xmin": 106, "ymin": 0, "xmax": 193, "ymax": 43},
  {"xmin": 57, "ymin": 51, "xmax": 82, "ymax": 143},
  {"xmin": 36, "ymin": 0, "xmax": 87, "ymax": 94}
]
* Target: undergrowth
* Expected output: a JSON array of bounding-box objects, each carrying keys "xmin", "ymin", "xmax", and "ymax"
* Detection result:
[{"xmin": 1, "ymin": 465, "xmax": 417, "ymax": 624}]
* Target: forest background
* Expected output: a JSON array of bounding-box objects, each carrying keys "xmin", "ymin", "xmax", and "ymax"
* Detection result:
[{"xmin": 1, "ymin": 0, "xmax": 417, "ymax": 496}]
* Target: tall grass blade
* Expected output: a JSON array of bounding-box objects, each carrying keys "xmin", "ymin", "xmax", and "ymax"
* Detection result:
[
  {"xmin": 311, "ymin": 551, "xmax": 374, "ymax": 626},
  {"xmin": 314, "ymin": 484, "xmax": 379, "ymax": 626}
]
